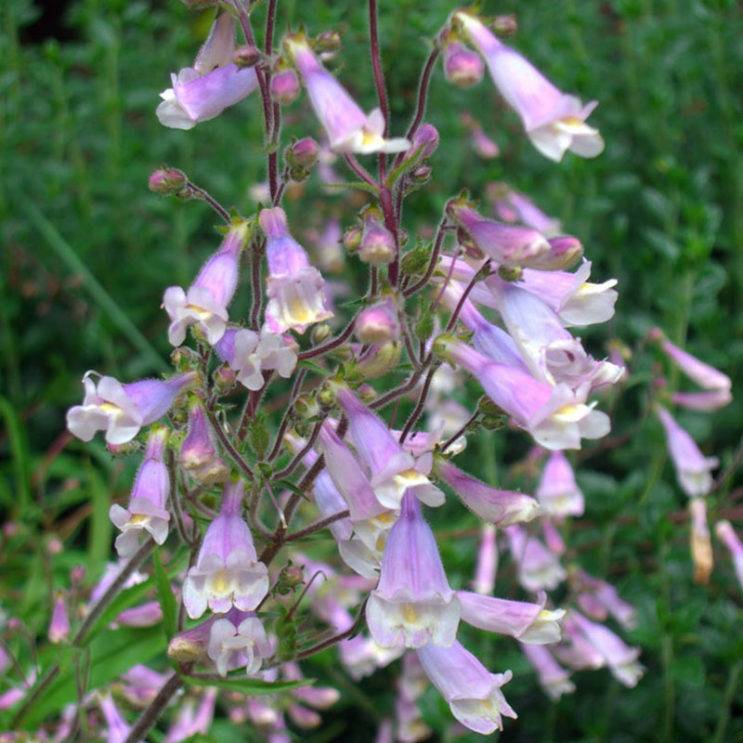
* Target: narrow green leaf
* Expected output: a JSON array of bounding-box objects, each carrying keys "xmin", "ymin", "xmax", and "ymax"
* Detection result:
[
  {"xmin": 86, "ymin": 462, "xmax": 112, "ymax": 565},
  {"xmin": 153, "ymin": 547, "xmax": 177, "ymax": 640},
  {"xmin": 185, "ymin": 675, "xmax": 310, "ymax": 696}
]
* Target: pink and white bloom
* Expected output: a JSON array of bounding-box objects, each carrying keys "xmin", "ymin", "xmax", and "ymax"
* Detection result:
[
  {"xmin": 260, "ymin": 207, "xmax": 333, "ymax": 334},
  {"xmin": 436, "ymin": 459, "xmax": 540, "ymax": 525},
  {"xmin": 505, "ymin": 525, "xmax": 566, "ymax": 592},
  {"xmin": 417, "ymin": 641, "xmax": 517, "ymax": 734},
  {"xmin": 715, "ymin": 520, "xmax": 743, "ymax": 593},
  {"xmin": 182, "ymin": 479, "xmax": 269, "ymax": 618},
  {"xmin": 215, "ymin": 327, "xmax": 298, "ymax": 390},
  {"xmin": 207, "ymin": 609, "xmax": 275, "ymax": 677},
  {"xmin": 179, "ymin": 398, "xmax": 228, "ymax": 486},
  {"xmin": 98, "ymin": 691, "xmax": 133, "ymax": 743},
  {"xmin": 473, "ymin": 524, "xmax": 498, "ymax": 595},
  {"xmin": 438, "ymin": 339, "xmax": 610, "ymax": 450},
  {"xmin": 48, "ymin": 594, "xmax": 70, "ymax": 644},
  {"xmin": 66, "ymin": 370, "xmax": 196, "ymax": 445},
  {"xmin": 366, "ymin": 492, "xmax": 460, "ymax": 648},
  {"xmin": 454, "ymin": 11, "xmax": 604, "ymax": 161},
  {"xmin": 164, "ymin": 688, "xmax": 218, "ymax": 743},
  {"xmin": 284, "ymin": 34, "xmax": 410, "ymax": 154},
  {"xmin": 658, "ymin": 334, "xmax": 732, "ymax": 394},
  {"xmin": 157, "ymin": 14, "xmax": 259, "ymax": 129},
  {"xmin": 109, "ymin": 427, "xmax": 171, "ymax": 557},
  {"xmin": 487, "ymin": 182, "xmax": 562, "ymax": 235},
  {"xmin": 521, "ymin": 644, "xmax": 575, "ymax": 701},
  {"xmin": 655, "ymin": 405, "xmax": 718, "ymax": 497},
  {"xmin": 571, "ymin": 569, "xmax": 636, "ymax": 630},
  {"xmin": 355, "ymin": 297, "xmax": 400, "ymax": 345},
  {"xmin": 569, "ymin": 610, "xmax": 643, "ymax": 687},
  {"xmin": 163, "ymin": 222, "xmax": 248, "ymax": 346},
  {"xmin": 536, "ymin": 450, "xmax": 585, "ymax": 517},
  {"xmin": 458, "ymin": 590, "xmax": 564, "ymax": 644},
  {"xmin": 336, "ymin": 386, "xmax": 444, "ymax": 508}
]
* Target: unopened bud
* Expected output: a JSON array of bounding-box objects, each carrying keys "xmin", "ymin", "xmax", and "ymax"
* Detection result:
[
  {"xmin": 343, "ymin": 225, "xmax": 362, "ymax": 252},
  {"xmin": 355, "ymin": 298, "xmax": 400, "ymax": 345},
  {"xmin": 409, "ymin": 123, "xmax": 440, "ymax": 159},
  {"xmin": 311, "ymin": 323, "xmax": 332, "ymax": 344},
  {"xmin": 348, "ymin": 342, "xmax": 401, "ymax": 382},
  {"xmin": 314, "ymin": 30, "xmax": 342, "ymax": 53},
  {"xmin": 409, "ymin": 166, "xmax": 432, "ymax": 185},
  {"xmin": 444, "ymin": 41, "xmax": 484, "ymax": 88},
  {"xmin": 359, "ymin": 212, "xmax": 396, "ymax": 266},
  {"xmin": 286, "ymin": 137, "xmax": 319, "ymax": 169},
  {"xmin": 233, "ymin": 44, "xmax": 261, "ymax": 68},
  {"xmin": 270, "ymin": 68, "xmax": 301, "ymax": 104},
  {"xmin": 294, "ymin": 393, "xmax": 319, "ymax": 419},
  {"xmin": 497, "ymin": 264, "xmax": 523, "ymax": 282},
  {"xmin": 357, "ymin": 384, "xmax": 377, "ymax": 404},
  {"xmin": 71, "ymin": 565, "xmax": 86, "ymax": 583},
  {"xmin": 148, "ymin": 168, "xmax": 187, "ymax": 196},
  {"xmin": 276, "ymin": 562, "xmax": 304, "ymax": 595},
  {"xmin": 492, "ymin": 14, "xmax": 518, "ymax": 36},
  {"xmin": 526, "ymin": 235, "xmax": 583, "ymax": 270},
  {"xmin": 48, "ymin": 594, "xmax": 70, "ymax": 644}
]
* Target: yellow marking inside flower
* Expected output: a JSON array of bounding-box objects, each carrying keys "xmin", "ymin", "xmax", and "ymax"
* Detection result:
[
  {"xmin": 399, "ymin": 469, "xmax": 422, "ymax": 481},
  {"xmin": 99, "ymin": 403, "xmax": 122, "ymax": 414},
  {"xmin": 211, "ymin": 569, "xmax": 232, "ymax": 594},
  {"xmin": 287, "ymin": 296, "xmax": 312, "ymax": 323},
  {"xmin": 129, "ymin": 513, "xmax": 149, "ymax": 525},
  {"xmin": 554, "ymin": 404, "xmax": 586, "ymax": 422},
  {"xmin": 374, "ymin": 511, "xmax": 396, "ymax": 525},
  {"xmin": 361, "ymin": 129, "xmax": 383, "ymax": 148},
  {"xmin": 561, "ymin": 116, "xmax": 584, "ymax": 126},
  {"xmin": 401, "ymin": 603, "xmax": 420, "ymax": 624}
]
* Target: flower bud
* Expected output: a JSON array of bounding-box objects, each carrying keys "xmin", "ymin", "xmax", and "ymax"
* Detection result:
[
  {"xmin": 294, "ymin": 393, "xmax": 320, "ymax": 419},
  {"xmin": 409, "ymin": 123, "xmax": 439, "ymax": 159},
  {"xmin": 286, "ymin": 137, "xmax": 320, "ymax": 169},
  {"xmin": 525, "ymin": 235, "xmax": 583, "ymax": 270},
  {"xmin": 359, "ymin": 211, "xmax": 396, "ymax": 266},
  {"xmin": 355, "ymin": 298, "xmax": 400, "ymax": 345},
  {"xmin": 270, "ymin": 67, "xmax": 301, "ymax": 104},
  {"xmin": 148, "ymin": 168, "xmax": 188, "ymax": 196},
  {"xmin": 343, "ymin": 225, "xmax": 362, "ymax": 252},
  {"xmin": 311, "ymin": 323, "xmax": 332, "ymax": 344},
  {"xmin": 48, "ymin": 594, "xmax": 70, "ymax": 644},
  {"xmin": 444, "ymin": 41, "xmax": 484, "ymax": 88},
  {"xmin": 276, "ymin": 562, "xmax": 305, "ymax": 595},
  {"xmin": 492, "ymin": 14, "xmax": 518, "ymax": 35},
  {"xmin": 347, "ymin": 341, "xmax": 402, "ymax": 382},
  {"xmin": 314, "ymin": 30, "xmax": 342, "ymax": 53},
  {"xmin": 409, "ymin": 165, "xmax": 432, "ymax": 185},
  {"xmin": 233, "ymin": 44, "xmax": 261, "ymax": 68}
]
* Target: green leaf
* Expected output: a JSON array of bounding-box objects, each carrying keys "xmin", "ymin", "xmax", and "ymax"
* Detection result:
[
  {"xmin": 153, "ymin": 547, "xmax": 177, "ymax": 640},
  {"xmin": 86, "ymin": 461, "xmax": 112, "ymax": 566},
  {"xmin": 185, "ymin": 675, "xmax": 311, "ymax": 696}
]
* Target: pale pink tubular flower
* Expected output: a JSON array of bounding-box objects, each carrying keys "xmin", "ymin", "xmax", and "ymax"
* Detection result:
[
  {"xmin": 571, "ymin": 568, "xmax": 636, "ymax": 630},
  {"xmin": 284, "ymin": 34, "xmax": 410, "ymax": 154},
  {"xmin": 207, "ymin": 608, "xmax": 275, "ymax": 677},
  {"xmin": 457, "ymin": 590, "xmax": 564, "ymax": 644},
  {"xmin": 437, "ymin": 338, "xmax": 610, "ymax": 450},
  {"xmin": 689, "ymin": 497, "xmax": 713, "ymax": 584},
  {"xmin": 48, "ymin": 594, "xmax": 70, "ymax": 644},
  {"xmin": 110, "ymin": 427, "xmax": 171, "ymax": 557},
  {"xmin": 366, "ymin": 491, "xmax": 460, "ymax": 649},
  {"xmin": 672, "ymin": 388, "xmax": 734, "ymax": 412},
  {"xmin": 454, "ymin": 11, "xmax": 604, "ymax": 162},
  {"xmin": 447, "ymin": 199, "xmax": 551, "ymax": 268},
  {"xmin": 355, "ymin": 297, "xmax": 400, "ymax": 345},
  {"xmin": 98, "ymin": 691, "xmax": 134, "ymax": 743},
  {"xmin": 436, "ymin": 458, "xmax": 540, "ymax": 525},
  {"xmin": 335, "ymin": 386, "xmax": 444, "ymax": 508},
  {"xmin": 569, "ymin": 610, "xmax": 643, "ymax": 687},
  {"xmin": 473, "ymin": 523, "xmax": 497, "ymax": 595},
  {"xmin": 655, "ymin": 405, "xmax": 718, "ymax": 497},
  {"xmin": 487, "ymin": 182, "xmax": 562, "ymax": 235},
  {"xmin": 66, "ymin": 370, "xmax": 197, "ymax": 445},
  {"xmin": 505, "ymin": 525, "xmax": 566, "ymax": 592},
  {"xmin": 182, "ymin": 479, "xmax": 269, "ymax": 619},
  {"xmin": 394, "ymin": 654, "xmax": 432, "ymax": 743},
  {"xmin": 164, "ymin": 688, "xmax": 218, "ymax": 743},
  {"xmin": 657, "ymin": 334, "xmax": 732, "ymax": 394},
  {"xmin": 179, "ymin": 398, "xmax": 228, "ymax": 486},
  {"xmin": 157, "ymin": 14, "xmax": 259, "ymax": 129},
  {"xmin": 260, "ymin": 207, "xmax": 333, "ymax": 333},
  {"xmin": 120, "ymin": 665, "xmax": 170, "ymax": 707},
  {"xmin": 215, "ymin": 327, "xmax": 298, "ymax": 390},
  {"xmin": 471, "ymin": 126, "xmax": 500, "ymax": 159},
  {"xmin": 163, "ymin": 221, "xmax": 248, "ymax": 346},
  {"xmin": 715, "ymin": 520, "xmax": 743, "ymax": 593},
  {"xmin": 417, "ymin": 641, "xmax": 517, "ymax": 734},
  {"xmin": 521, "ymin": 644, "xmax": 575, "ymax": 701},
  {"xmin": 536, "ymin": 450, "xmax": 585, "ymax": 517}
]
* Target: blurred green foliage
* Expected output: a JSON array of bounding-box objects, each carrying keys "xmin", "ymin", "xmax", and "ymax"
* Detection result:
[{"xmin": 1, "ymin": 0, "xmax": 742, "ymax": 741}]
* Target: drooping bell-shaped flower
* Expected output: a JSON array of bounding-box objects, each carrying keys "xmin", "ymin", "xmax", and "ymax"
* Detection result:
[
  {"xmin": 48, "ymin": 593, "xmax": 71, "ymax": 644},
  {"xmin": 110, "ymin": 427, "xmax": 171, "ymax": 557},
  {"xmin": 335, "ymin": 386, "xmax": 444, "ymax": 508},
  {"xmin": 67, "ymin": 371, "xmax": 197, "ymax": 445},
  {"xmin": 521, "ymin": 644, "xmax": 575, "ymax": 701},
  {"xmin": 182, "ymin": 479, "xmax": 269, "ymax": 618},
  {"xmin": 366, "ymin": 492, "xmax": 460, "ymax": 649},
  {"xmin": 486, "ymin": 182, "xmax": 562, "ymax": 236},
  {"xmin": 359, "ymin": 209, "xmax": 397, "ymax": 266},
  {"xmin": 447, "ymin": 199, "xmax": 551, "ymax": 268},
  {"xmin": 655, "ymin": 405, "xmax": 718, "ymax": 497},
  {"xmin": 179, "ymin": 398, "xmax": 228, "ymax": 486},
  {"xmin": 437, "ymin": 338, "xmax": 609, "ymax": 450},
  {"xmin": 354, "ymin": 297, "xmax": 400, "ymax": 345},
  {"xmin": 457, "ymin": 590, "xmax": 564, "ymax": 644},
  {"xmin": 505, "ymin": 525, "xmax": 566, "ymax": 592},
  {"xmin": 436, "ymin": 458, "xmax": 540, "ymax": 525},
  {"xmin": 215, "ymin": 327, "xmax": 298, "ymax": 390},
  {"xmin": 715, "ymin": 520, "xmax": 743, "ymax": 594},
  {"xmin": 163, "ymin": 221, "xmax": 249, "ymax": 346},
  {"xmin": 207, "ymin": 608, "xmax": 275, "ymax": 677},
  {"xmin": 417, "ymin": 641, "xmax": 517, "ymax": 734},
  {"xmin": 260, "ymin": 207, "xmax": 333, "ymax": 334},
  {"xmin": 157, "ymin": 14, "xmax": 259, "ymax": 130},
  {"xmin": 443, "ymin": 36, "xmax": 485, "ymax": 88},
  {"xmin": 454, "ymin": 10, "xmax": 604, "ymax": 162},
  {"xmin": 571, "ymin": 568, "xmax": 637, "ymax": 630},
  {"xmin": 284, "ymin": 33, "xmax": 410, "ymax": 154},
  {"xmin": 536, "ymin": 450, "xmax": 584, "ymax": 517},
  {"xmin": 569, "ymin": 610, "xmax": 643, "ymax": 688}
]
